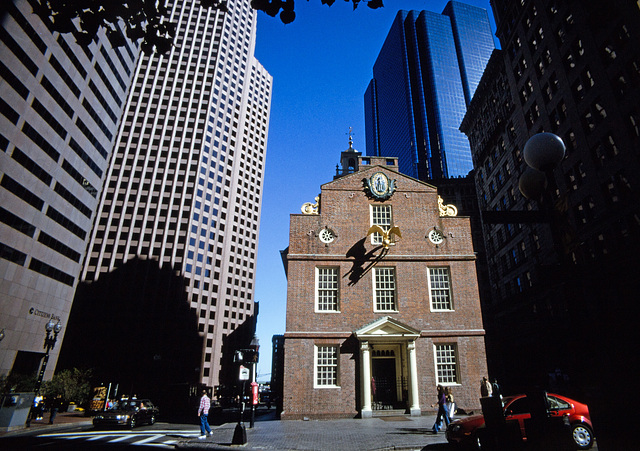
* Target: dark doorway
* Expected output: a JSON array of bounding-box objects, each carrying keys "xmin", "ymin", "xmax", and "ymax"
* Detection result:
[{"xmin": 372, "ymin": 358, "xmax": 397, "ymax": 409}]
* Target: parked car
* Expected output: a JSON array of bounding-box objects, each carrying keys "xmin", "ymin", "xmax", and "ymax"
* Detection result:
[
  {"xmin": 446, "ymin": 393, "xmax": 593, "ymax": 450},
  {"xmin": 93, "ymin": 398, "xmax": 159, "ymax": 428}
]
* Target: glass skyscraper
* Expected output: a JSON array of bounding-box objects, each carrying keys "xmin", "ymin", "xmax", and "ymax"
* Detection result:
[{"xmin": 364, "ymin": 1, "xmax": 494, "ymax": 180}]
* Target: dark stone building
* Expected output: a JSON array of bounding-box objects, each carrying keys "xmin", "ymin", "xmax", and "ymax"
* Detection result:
[{"xmin": 461, "ymin": 1, "xmax": 640, "ymax": 448}]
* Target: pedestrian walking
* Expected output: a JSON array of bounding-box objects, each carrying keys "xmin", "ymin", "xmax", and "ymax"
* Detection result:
[
  {"xmin": 48, "ymin": 395, "xmax": 62, "ymax": 424},
  {"xmin": 480, "ymin": 376, "xmax": 492, "ymax": 397},
  {"xmin": 492, "ymin": 378, "xmax": 502, "ymax": 398},
  {"xmin": 34, "ymin": 395, "xmax": 44, "ymax": 420},
  {"xmin": 198, "ymin": 390, "xmax": 213, "ymax": 439},
  {"xmin": 445, "ymin": 386, "xmax": 455, "ymax": 421},
  {"xmin": 431, "ymin": 385, "xmax": 450, "ymax": 433}
]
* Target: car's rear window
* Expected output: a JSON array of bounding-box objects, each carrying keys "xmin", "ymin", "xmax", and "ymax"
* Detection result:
[{"xmin": 548, "ymin": 395, "xmax": 570, "ymax": 410}]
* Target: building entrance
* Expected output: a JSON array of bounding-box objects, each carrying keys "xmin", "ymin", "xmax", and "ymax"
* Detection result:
[
  {"xmin": 355, "ymin": 318, "xmax": 421, "ymax": 417},
  {"xmin": 371, "ymin": 349, "xmax": 406, "ymax": 410}
]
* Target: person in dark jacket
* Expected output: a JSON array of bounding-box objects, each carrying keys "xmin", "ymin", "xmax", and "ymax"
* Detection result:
[
  {"xmin": 48, "ymin": 395, "xmax": 62, "ymax": 424},
  {"xmin": 492, "ymin": 378, "xmax": 502, "ymax": 398}
]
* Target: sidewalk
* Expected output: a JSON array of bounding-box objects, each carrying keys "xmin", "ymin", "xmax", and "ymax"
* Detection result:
[
  {"xmin": 0, "ymin": 411, "xmax": 93, "ymax": 437},
  {"xmin": 176, "ymin": 413, "xmax": 450, "ymax": 450}
]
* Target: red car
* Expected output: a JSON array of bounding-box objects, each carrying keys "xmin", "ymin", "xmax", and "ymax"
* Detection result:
[{"xmin": 445, "ymin": 393, "xmax": 593, "ymax": 449}]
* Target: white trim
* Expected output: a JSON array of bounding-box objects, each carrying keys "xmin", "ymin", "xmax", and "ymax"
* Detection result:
[
  {"xmin": 433, "ymin": 343, "xmax": 459, "ymax": 385},
  {"xmin": 314, "ymin": 344, "xmax": 340, "ymax": 389},
  {"xmin": 370, "ymin": 204, "xmax": 393, "ymax": 245},
  {"xmin": 372, "ymin": 267, "xmax": 397, "ymax": 312},
  {"xmin": 427, "ymin": 266, "xmax": 454, "ymax": 311},
  {"xmin": 314, "ymin": 266, "xmax": 340, "ymax": 313}
]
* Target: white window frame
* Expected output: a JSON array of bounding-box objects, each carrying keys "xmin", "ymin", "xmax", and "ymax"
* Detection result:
[
  {"xmin": 315, "ymin": 266, "xmax": 340, "ymax": 312},
  {"xmin": 434, "ymin": 343, "xmax": 459, "ymax": 385},
  {"xmin": 428, "ymin": 267, "xmax": 453, "ymax": 311},
  {"xmin": 373, "ymin": 267, "xmax": 397, "ymax": 312},
  {"xmin": 370, "ymin": 204, "xmax": 393, "ymax": 245},
  {"xmin": 314, "ymin": 345, "xmax": 339, "ymax": 388}
]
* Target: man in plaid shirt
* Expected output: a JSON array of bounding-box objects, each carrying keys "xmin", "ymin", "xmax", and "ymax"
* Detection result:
[{"xmin": 198, "ymin": 390, "xmax": 212, "ymax": 438}]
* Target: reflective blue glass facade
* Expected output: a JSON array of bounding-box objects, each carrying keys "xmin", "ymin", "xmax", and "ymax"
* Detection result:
[{"xmin": 364, "ymin": 1, "xmax": 494, "ymax": 180}]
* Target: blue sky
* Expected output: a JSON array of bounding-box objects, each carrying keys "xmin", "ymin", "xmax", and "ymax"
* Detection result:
[{"xmin": 252, "ymin": 0, "xmax": 495, "ymax": 380}]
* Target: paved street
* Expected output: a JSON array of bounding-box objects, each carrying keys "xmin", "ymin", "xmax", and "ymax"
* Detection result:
[
  {"xmin": 1, "ymin": 410, "xmax": 450, "ymax": 450},
  {"xmin": 177, "ymin": 413, "xmax": 449, "ymax": 450},
  {"xmin": 1, "ymin": 409, "xmax": 598, "ymax": 450}
]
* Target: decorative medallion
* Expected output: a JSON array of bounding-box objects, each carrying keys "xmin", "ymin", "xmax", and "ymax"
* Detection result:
[
  {"xmin": 366, "ymin": 172, "xmax": 397, "ymax": 200},
  {"xmin": 318, "ymin": 227, "xmax": 336, "ymax": 244},
  {"xmin": 428, "ymin": 228, "xmax": 445, "ymax": 245}
]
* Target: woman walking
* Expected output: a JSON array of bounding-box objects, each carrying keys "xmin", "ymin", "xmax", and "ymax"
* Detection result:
[{"xmin": 431, "ymin": 385, "xmax": 450, "ymax": 433}]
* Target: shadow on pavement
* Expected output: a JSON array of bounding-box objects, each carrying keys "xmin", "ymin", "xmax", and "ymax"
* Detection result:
[{"xmin": 393, "ymin": 427, "xmax": 434, "ymax": 435}]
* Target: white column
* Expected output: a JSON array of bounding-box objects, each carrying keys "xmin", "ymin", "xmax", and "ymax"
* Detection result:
[
  {"xmin": 408, "ymin": 340, "xmax": 421, "ymax": 416},
  {"xmin": 360, "ymin": 341, "xmax": 372, "ymax": 418}
]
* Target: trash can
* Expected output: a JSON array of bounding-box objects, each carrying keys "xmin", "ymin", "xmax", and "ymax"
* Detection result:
[{"xmin": 0, "ymin": 392, "xmax": 35, "ymax": 432}]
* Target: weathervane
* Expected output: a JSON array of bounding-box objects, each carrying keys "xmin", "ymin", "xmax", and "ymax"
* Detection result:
[{"xmin": 346, "ymin": 127, "xmax": 356, "ymax": 151}]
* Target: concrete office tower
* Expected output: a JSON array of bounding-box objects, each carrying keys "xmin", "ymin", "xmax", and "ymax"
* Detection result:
[
  {"xmin": 364, "ymin": 1, "xmax": 494, "ymax": 180},
  {"xmin": 79, "ymin": 0, "xmax": 271, "ymax": 389},
  {"xmin": 0, "ymin": 1, "xmax": 137, "ymax": 379}
]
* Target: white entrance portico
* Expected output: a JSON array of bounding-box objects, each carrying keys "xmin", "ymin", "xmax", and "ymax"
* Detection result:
[{"xmin": 355, "ymin": 316, "xmax": 421, "ymax": 418}]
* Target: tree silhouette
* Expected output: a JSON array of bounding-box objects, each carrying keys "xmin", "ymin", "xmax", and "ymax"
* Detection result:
[{"xmin": 32, "ymin": 0, "xmax": 385, "ymax": 53}]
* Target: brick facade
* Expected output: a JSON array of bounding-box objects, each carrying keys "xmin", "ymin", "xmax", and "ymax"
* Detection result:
[{"xmin": 281, "ymin": 155, "xmax": 488, "ymax": 419}]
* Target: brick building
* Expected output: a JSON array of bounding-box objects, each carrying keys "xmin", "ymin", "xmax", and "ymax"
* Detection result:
[{"xmin": 280, "ymin": 143, "xmax": 488, "ymax": 419}]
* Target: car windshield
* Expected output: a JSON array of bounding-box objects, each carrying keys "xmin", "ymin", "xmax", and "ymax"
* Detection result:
[{"xmin": 118, "ymin": 401, "xmax": 141, "ymax": 411}]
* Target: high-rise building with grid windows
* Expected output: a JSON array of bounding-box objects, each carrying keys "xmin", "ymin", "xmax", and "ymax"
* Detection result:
[
  {"xmin": 364, "ymin": 1, "xmax": 494, "ymax": 180},
  {"xmin": 0, "ymin": 0, "xmax": 137, "ymax": 381},
  {"xmin": 74, "ymin": 0, "xmax": 271, "ymax": 390}
]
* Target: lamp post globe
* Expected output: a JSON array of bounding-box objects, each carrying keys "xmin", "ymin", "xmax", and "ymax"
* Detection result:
[
  {"xmin": 519, "ymin": 166, "xmax": 548, "ymax": 201},
  {"xmin": 523, "ymin": 132, "xmax": 566, "ymax": 172}
]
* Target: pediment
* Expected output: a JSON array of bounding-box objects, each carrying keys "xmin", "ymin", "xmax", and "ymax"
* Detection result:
[
  {"xmin": 322, "ymin": 165, "xmax": 437, "ymax": 194},
  {"xmin": 355, "ymin": 316, "xmax": 420, "ymax": 340}
]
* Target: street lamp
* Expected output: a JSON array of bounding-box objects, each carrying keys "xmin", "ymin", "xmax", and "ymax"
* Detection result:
[
  {"xmin": 34, "ymin": 319, "xmax": 62, "ymax": 394},
  {"xmin": 519, "ymin": 133, "xmax": 565, "ymax": 201},
  {"xmin": 522, "ymin": 132, "xmax": 566, "ymax": 173},
  {"xmin": 480, "ymin": 133, "xmax": 568, "ymax": 448},
  {"xmin": 231, "ymin": 336, "xmax": 260, "ymax": 444},
  {"xmin": 26, "ymin": 319, "xmax": 62, "ymax": 427},
  {"xmin": 518, "ymin": 132, "xmax": 567, "ymax": 258}
]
